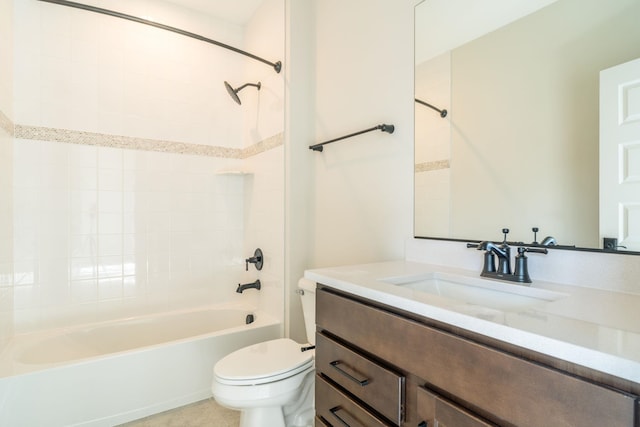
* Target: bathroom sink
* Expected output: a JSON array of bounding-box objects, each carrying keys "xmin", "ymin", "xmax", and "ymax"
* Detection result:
[{"xmin": 381, "ymin": 272, "xmax": 568, "ymax": 311}]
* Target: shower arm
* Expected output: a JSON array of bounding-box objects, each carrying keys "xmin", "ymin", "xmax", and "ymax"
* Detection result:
[
  {"xmin": 309, "ymin": 124, "xmax": 395, "ymax": 152},
  {"xmin": 234, "ymin": 83, "xmax": 261, "ymax": 92},
  {"xmin": 36, "ymin": 0, "xmax": 282, "ymax": 73},
  {"xmin": 415, "ymin": 98, "xmax": 448, "ymax": 118}
]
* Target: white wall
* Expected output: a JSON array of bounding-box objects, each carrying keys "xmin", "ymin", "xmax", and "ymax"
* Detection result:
[
  {"xmin": 310, "ymin": 0, "xmax": 415, "ymax": 268},
  {"xmin": 242, "ymin": 0, "xmax": 286, "ymax": 325},
  {"xmin": 6, "ymin": 0, "xmax": 285, "ymax": 333},
  {"xmin": 0, "ymin": 0, "xmax": 13, "ymax": 350},
  {"xmin": 284, "ymin": 0, "xmax": 316, "ymax": 342}
]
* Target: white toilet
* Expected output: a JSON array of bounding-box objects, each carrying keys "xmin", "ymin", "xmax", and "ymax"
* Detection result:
[{"xmin": 211, "ymin": 278, "xmax": 317, "ymax": 427}]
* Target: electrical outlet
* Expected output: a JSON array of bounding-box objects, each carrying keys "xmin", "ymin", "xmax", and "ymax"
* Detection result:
[{"xmin": 603, "ymin": 237, "xmax": 618, "ymax": 251}]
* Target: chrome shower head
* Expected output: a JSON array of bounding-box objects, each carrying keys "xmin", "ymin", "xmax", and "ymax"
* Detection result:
[{"xmin": 223, "ymin": 81, "xmax": 261, "ymax": 105}]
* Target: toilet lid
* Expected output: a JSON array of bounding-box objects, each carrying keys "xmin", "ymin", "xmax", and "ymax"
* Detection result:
[{"xmin": 214, "ymin": 338, "xmax": 314, "ymax": 385}]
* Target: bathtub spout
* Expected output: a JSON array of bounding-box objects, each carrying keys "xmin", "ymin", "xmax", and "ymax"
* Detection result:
[{"xmin": 237, "ymin": 279, "xmax": 261, "ymax": 293}]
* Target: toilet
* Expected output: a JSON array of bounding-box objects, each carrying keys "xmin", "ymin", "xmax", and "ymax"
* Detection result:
[{"xmin": 211, "ymin": 278, "xmax": 317, "ymax": 427}]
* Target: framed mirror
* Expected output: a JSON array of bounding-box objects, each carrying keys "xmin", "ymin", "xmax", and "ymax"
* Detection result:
[{"xmin": 414, "ymin": 0, "xmax": 640, "ymax": 252}]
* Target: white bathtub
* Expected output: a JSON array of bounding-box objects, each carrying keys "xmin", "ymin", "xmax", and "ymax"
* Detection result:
[{"xmin": 0, "ymin": 304, "xmax": 281, "ymax": 427}]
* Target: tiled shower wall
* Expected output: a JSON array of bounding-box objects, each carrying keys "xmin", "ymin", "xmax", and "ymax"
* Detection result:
[
  {"xmin": 2, "ymin": 0, "xmax": 285, "ymax": 334},
  {"xmin": 11, "ymin": 141, "xmax": 248, "ymax": 331}
]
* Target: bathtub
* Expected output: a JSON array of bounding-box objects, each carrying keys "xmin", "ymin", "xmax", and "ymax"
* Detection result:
[{"xmin": 0, "ymin": 304, "xmax": 281, "ymax": 427}]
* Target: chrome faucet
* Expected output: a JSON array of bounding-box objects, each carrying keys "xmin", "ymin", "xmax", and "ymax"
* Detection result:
[
  {"xmin": 236, "ymin": 279, "xmax": 261, "ymax": 293},
  {"xmin": 467, "ymin": 229, "xmax": 548, "ymax": 284}
]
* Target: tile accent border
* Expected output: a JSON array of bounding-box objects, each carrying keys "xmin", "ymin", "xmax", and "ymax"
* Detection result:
[
  {"xmin": 0, "ymin": 110, "xmax": 13, "ymax": 137},
  {"xmin": 11, "ymin": 123, "xmax": 283, "ymax": 159},
  {"xmin": 241, "ymin": 132, "xmax": 283, "ymax": 158},
  {"xmin": 415, "ymin": 159, "xmax": 450, "ymax": 173}
]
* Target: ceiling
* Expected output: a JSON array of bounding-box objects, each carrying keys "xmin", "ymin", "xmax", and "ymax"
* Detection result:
[{"xmin": 166, "ymin": 0, "xmax": 264, "ymax": 25}]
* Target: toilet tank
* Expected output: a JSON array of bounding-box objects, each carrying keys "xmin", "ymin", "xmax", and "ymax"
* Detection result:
[{"xmin": 298, "ymin": 278, "xmax": 317, "ymax": 345}]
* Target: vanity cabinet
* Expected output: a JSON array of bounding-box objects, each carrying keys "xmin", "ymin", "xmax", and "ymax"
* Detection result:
[{"xmin": 315, "ymin": 286, "xmax": 639, "ymax": 427}]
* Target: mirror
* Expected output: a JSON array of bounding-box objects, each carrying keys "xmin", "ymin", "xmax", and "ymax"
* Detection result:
[{"xmin": 414, "ymin": 0, "xmax": 640, "ymax": 251}]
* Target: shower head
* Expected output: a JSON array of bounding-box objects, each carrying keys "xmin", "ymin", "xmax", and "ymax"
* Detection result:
[{"xmin": 224, "ymin": 81, "xmax": 261, "ymax": 105}]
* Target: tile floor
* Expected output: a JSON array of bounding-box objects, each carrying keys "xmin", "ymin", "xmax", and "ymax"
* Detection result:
[{"xmin": 118, "ymin": 398, "xmax": 240, "ymax": 426}]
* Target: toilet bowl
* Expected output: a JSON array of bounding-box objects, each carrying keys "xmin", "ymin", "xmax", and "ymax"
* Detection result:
[{"xmin": 211, "ymin": 278, "xmax": 317, "ymax": 427}]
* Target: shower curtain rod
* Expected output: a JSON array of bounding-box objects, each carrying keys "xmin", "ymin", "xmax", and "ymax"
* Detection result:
[
  {"xmin": 37, "ymin": 0, "xmax": 282, "ymax": 73},
  {"xmin": 415, "ymin": 98, "xmax": 447, "ymax": 118},
  {"xmin": 309, "ymin": 124, "xmax": 395, "ymax": 152}
]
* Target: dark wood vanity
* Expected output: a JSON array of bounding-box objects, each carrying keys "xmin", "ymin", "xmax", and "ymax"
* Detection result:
[{"xmin": 314, "ymin": 285, "xmax": 639, "ymax": 427}]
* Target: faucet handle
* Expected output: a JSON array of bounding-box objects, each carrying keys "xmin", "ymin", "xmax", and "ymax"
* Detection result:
[
  {"xmin": 514, "ymin": 246, "xmax": 548, "ymax": 284},
  {"xmin": 501, "ymin": 228, "xmax": 509, "ymax": 243},
  {"xmin": 532, "ymin": 227, "xmax": 539, "ymax": 244},
  {"xmin": 519, "ymin": 246, "xmax": 548, "ymax": 255},
  {"xmin": 245, "ymin": 248, "xmax": 264, "ymax": 271}
]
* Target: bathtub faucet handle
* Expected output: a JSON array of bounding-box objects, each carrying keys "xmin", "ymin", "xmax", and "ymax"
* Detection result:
[{"xmin": 245, "ymin": 248, "xmax": 264, "ymax": 271}]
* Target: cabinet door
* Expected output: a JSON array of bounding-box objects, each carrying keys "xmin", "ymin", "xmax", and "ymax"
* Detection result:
[{"xmin": 416, "ymin": 387, "xmax": 496, "ymax": 427}]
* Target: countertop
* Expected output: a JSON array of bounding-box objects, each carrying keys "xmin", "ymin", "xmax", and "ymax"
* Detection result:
[{"xmin": 305, "ymin": 260, "xmax": 640, "ymax": 384}]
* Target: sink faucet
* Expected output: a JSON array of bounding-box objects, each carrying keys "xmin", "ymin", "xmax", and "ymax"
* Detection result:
[
  {"xmin": 467, "ymin": 229, "xmax": 548, "ymax": 284},
  {"xmin": 484, "ymin": 241, "xmax": 511, "ymax": 275},
  {"xmin": 236, "ymin": 279, "xmax": 261, "ymax": 293}
]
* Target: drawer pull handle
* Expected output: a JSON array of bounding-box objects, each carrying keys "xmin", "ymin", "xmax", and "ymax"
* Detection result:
[
  {"xmin": 330, "ymin": 360, "xmax": 370, "ymax": 386},
  {"xmin": 330, "ymin": 406, "xmax": 364, "ymax": 427}
]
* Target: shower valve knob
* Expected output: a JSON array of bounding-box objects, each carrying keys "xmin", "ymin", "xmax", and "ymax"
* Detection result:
[{"xmin": 245, "ymin": 248, "xmax": 264, "ymax": 271}]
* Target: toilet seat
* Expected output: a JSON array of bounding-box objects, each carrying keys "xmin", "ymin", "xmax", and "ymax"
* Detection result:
[{"xmin": 214, "ymin": 338, "xmax": 314, "ymax": 386}]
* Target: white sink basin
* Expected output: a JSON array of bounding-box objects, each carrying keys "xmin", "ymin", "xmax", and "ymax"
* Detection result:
[{"xmin": 381, "ymin": 272, "xmax": 568, "ymax": 311}]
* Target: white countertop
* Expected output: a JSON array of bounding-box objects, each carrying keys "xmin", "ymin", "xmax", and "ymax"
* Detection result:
[{"xmin": 305, "ymin": 260, "xmax": 640, "ymax": 384}]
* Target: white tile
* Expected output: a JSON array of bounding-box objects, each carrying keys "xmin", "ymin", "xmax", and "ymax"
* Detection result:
[
  {"xmin": 99, "ymin": 234, "xmax": 123, "ymax": 257},
  {"xmin": 70, "ymin": 257, "xmax": 97, "ymax": 281},
  {"xmin": 97, "ymin": 256, "xmax": 123, "ymax": 279},
  {"xmin": 147, "ymin": 191, "xmax": 171, "ymax": 212},
  {"xmin": 13, "ymin": 259, "xmax": 39, "ymax": 286},
  {"xmin": 146, "ymin": 231, "xmax": 171, "ymax": 253},
  {"xmin": 13, "ymin": 230, "xmax": 37, "ymax": 260},
  {"xmin": 39, "ymin": 189, "xmax": 69, "ymax": 213},
  {"xmin": 147, "ymin": 251, "xmax": 171, "ymax": 276},
  {"xmin": 99, "ymin": 191, "xmax": 123, "ymax": 213},
  {"xmin": 39, "ymin": 162, "xmax": 68, "ymax": 190},
  {"xmin": 69, "ymin": 167, "xmax": 97, "ymax": 190},
  {"xmin": 70, "ymin": 279, "xmax": 97, "ymax": 304},
  {"xmin": 98, "ymin": 277, "xmax": 123, "ymax": 300},
  {"xmin": 98, "ymin": 147, "xmax": 123, "ymax": 169},
  {"xmin": 98, "ymin": 168, "xmax": 123, "ymax": 191},
  {"xmin": 38, "ymin": 229, "xmax": 68, "ymax": 259},
  {"xmin": 68, "ymin": 144, "xmax": 97, "ymax": 168},
  {"xmin": 38, "ymin": 258, "xmax": 70, "ymax": 287},
  {"xmin": 70, "ymin": 190, "xmax": 98, "ymax": 212},
  {"xmin": 70, "ymin": 234, "xmax": 97, "ymax": 258},
  {"xmin": 147, "ymin": 212, "xmax": 171, "ymax": 233},
  {"xmin": 122, "ymin": 233, "xmax": 141, "ymax": 256},
  {"xmin": 98, "ymin": 212, "xmax": 123, "ymax": 234}
]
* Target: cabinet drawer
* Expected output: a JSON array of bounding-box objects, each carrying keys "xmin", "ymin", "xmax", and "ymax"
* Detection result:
[
  {"xmin": 315, "ymin": 416, "xmax": 330, "ymax": 426},
  {"xmin": 316, "ymin": 333, "xmax": 404, "ymax": 425},
  {"xmin": 316, "ymin": 374, "xmax": 393, "ymax": 427},
  {"xmin": 417, "ymin": 386, "xmax": 497, "ymax": 427},
  {"xmin": 317, "ymin": 288, "xmax": 638, "ymax": 427}
]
